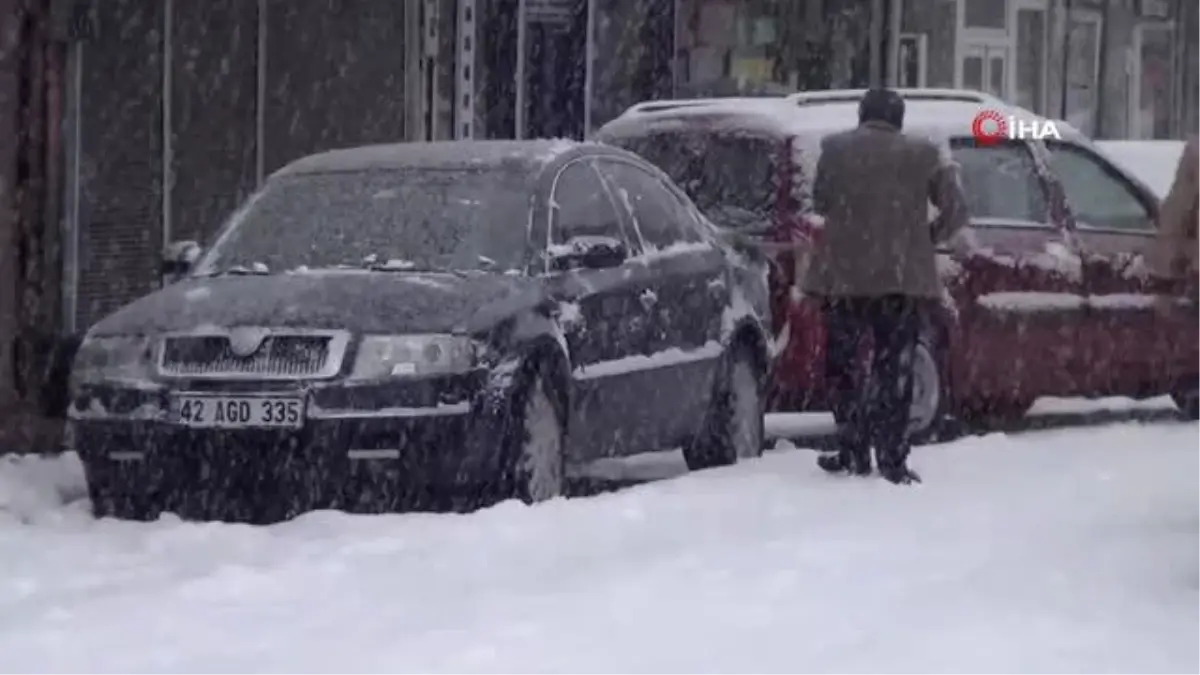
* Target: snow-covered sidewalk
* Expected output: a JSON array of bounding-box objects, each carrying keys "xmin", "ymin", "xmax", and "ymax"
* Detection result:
[{"xmin": 1, "ymin": 420, "xmax": 1196, "ymax": 673}]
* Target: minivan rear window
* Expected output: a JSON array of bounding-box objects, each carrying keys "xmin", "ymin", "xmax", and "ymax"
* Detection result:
[{"xmin": 606, "ymin": 131, "xmax": 776, "ymax": 232}]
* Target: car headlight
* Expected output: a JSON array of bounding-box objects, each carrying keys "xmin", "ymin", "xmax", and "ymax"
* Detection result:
[
  {"xmin": 70, "ymin": 335, "xmax": 153, "ymax": 389},
  {"xmin": 349, "ymin": 335, "xmax": 478, "ymax": 380}
]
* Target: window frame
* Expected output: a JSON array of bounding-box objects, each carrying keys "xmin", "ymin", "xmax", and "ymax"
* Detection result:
[
  {"xmin": 602, "ymin": 127, "xmax": 783, "ymax": 232},
  {"xmin": 1042, "ymin": 139, "xmax": 1159, "ymax": 234},
  {"xmin": 593, "ymin": 156, "xmax": 700, "ymax": 251},
  {"xmin": 542, "ymin": 156, "xmax": 640, "ymax": 275},
  {"xmin": 947, "ymin": 136, "xmax": 1055, "ymax": 230}
]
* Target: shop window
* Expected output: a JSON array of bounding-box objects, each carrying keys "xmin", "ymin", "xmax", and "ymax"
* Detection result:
[
  {"xmin": 964, "ymin": 0, "xmax": 1007, "ymax": 29},
  {"xmin": 961, "ymin": 44, "xmax": 1007, "ymax": 100},
  {"xmin": 675, "ymin": 0, "xmax": 808, "ymax": 96}
]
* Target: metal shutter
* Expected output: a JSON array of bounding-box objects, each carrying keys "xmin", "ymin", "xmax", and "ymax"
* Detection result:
[
  {"xmin": 262, "ymin": 0, "xmax": 408, "ymax": 175},
  {"xmin": 76, "ymin": 0, "xmax": 164, "ymax": 330}
]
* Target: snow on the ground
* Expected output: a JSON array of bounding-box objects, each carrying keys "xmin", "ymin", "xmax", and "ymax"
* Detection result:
[
  {"xmin": 1, "ymin": 421, "xmax": 1196, "ymax": 673},
  {"xmin": 0, "ymin": 452, "xmax": 87, "ymax": 525},
  {"xmin": 1028, "ymin": 394, "xmax": 1176, "ymax": 416},
  {"xmin": 762, "ymin": 394, "xmax": 1178, "ymax": 440}
]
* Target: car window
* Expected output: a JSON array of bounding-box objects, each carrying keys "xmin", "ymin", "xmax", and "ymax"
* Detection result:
[
  {"xmin": 948, "ymin": 139, "xmax": 1049, "ymax": 224},
  {"xmin": 1044, "ymin": 141, "xmax": 1154, "ymax": 232},
  {"xmin": 596, "ymin": 160, "xmax": 701, "ymax": 250},
  {"xmin": 604, "ymin": 130, "xmax": 777, "ymax": 232},
  {"xmin": 549, "ymin": 160, "xmax": 631, "ymax": 249},
  {"xmin": 658, "ymin": 184, "xmax": 708, "ymax": 243}
]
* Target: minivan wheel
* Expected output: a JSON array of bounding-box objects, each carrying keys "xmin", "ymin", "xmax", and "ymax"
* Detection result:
[
  {"xmin": 509, "ymin": 365, "xmax": 566, "ymax": 504},
  {"xmin": 684, "ymin": 345, "xmax": 765, "ymax": 471},
  {"xmin": 1171, "ymin": 389, "xmax": 1199, "ymax": 420},
  {"xmin": 907, "ymin": 338, "xmax": 947, "ymax": 444}
]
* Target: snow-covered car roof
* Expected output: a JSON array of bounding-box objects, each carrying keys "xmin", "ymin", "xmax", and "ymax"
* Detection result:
[
  {"xmin": 785, "ymin": 87, "xmax": 1004, "ymax": 107},
  {"xmin": 598, "ymin": 92, "xmax": 1089, "ymax": 147},
  {"xmin": 274, "ymin": 138, "xmax": 581, "ymax": 177},
  {"xmin": 1094, "ymin": 140, "xmax": 1186, "ymax": 199}
]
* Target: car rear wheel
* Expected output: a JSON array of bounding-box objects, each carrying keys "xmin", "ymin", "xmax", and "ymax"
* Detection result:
[
  {"xmin": 907, "ymin": 338, "xmax": 947, "ymax": 444},
  {"xmin": 510, "ymin": 365, "xmax": 566, "ymax": 504},
  {"xmin": 684, "ymin": 345, "xmax": 765, "ymax": 471},
  {"xmin": 1171, "ymin": 389, "xmax": 1199, "ymax": 420}
]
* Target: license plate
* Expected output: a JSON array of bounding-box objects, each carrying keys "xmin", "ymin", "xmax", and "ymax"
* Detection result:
[{"xmin": 169, "ymin": 394, "xmax": 304, "ymax": 429}]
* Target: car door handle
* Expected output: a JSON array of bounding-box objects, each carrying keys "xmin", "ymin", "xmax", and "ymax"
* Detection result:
[{"xmin": 639, "ymin": 289, "xmax": 658, "ymax": 310}]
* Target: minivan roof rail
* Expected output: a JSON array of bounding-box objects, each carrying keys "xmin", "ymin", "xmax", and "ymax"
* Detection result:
[
  {"xmin": 785, "ymin": 88, "xmax": 1006, "ymax": 106},
  {"xmin": 621, "ymin": 96, "xmax": 785, "ymax": 117}
]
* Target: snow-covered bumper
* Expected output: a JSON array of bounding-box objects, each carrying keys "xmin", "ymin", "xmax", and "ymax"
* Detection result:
[{"xmin": 68, "ymin": 370, "xmax": 515, "ymax": 513}]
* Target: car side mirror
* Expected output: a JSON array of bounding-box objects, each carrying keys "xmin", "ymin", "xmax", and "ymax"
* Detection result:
[
  {"xmin": 548, "ymin": 235, "xmax": 628, "ymax": 271},
  {"xmin": 161, "ymin": 240, "xmax": 202, "ymax": 282}
]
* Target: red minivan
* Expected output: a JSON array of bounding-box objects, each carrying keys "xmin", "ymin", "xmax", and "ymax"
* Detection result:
[{"xmin": 595, "ymin": 92, "xmax": 1199, "ymax": 439}]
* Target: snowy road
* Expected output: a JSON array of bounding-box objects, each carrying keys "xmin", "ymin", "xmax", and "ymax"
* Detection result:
[{"xmin": 1, "ymin": 408, "xmax": 1197, "ymax": 672}]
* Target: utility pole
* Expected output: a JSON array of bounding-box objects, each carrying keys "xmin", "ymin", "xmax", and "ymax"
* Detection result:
[
  {"xmin": 0, "ymin": 0, "xmax": 22, "ymax": 423},
  {"xmin": 1093, "ymin": 0, "xmax": 1112, "ymax": 137}
]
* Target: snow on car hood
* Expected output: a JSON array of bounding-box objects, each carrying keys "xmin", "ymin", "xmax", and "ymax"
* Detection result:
[{"xmin": 87, "ymin": 270, "xmax": 542, "ymax": 337}]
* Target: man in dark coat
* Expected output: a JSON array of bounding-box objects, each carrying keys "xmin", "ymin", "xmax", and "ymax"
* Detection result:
[{"xmin": 802, "ymin": 88, "xmax": 969, "ymax": 484}]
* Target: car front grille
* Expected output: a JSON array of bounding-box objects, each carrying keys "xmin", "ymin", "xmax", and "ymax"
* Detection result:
[{"xmin": 158, "ymin": 330, "xmax": 348, "ymax": 380}]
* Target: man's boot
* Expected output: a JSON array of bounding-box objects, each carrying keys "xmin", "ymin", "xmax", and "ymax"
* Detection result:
[
  {"xmin": 878, "ymin": 461, "xmax": 921, "ymax": 484},
  {"xmin": 817, "ymin": 451, "xmax": 872, "ymax": 476}
]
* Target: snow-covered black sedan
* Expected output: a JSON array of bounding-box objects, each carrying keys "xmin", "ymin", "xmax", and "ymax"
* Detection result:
[{"xmin": 68, "ymin": 139, "xmax": 772, "ymax": 521}]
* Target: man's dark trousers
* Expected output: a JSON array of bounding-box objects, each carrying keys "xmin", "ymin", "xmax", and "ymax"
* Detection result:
[{"xmin": 823, "ymin": 295, "xmax": 922, "ymax": 473}]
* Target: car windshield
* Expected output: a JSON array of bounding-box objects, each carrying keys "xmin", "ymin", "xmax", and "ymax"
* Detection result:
[
  {"xmin": 608, "ymin": 131, "xmax": 776, "ymax": 232},
  {"xmin": 195, "ymin": 168, "xmax": 532, "ymax": 275}
]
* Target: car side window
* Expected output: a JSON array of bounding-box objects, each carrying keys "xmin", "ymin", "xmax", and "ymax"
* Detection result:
[
  {"xmin": 949, "ymin": 139, "xmax": 1050, "ymax": 224},
  {"xmin": 658, "ymin": 185, "xmax": 708, "ymax": 243},
  {"xmin": 595, "ymin": 160, "xmax": 694, "ymax": 250},
  {"xmin": 1044, "ymin": 141, "xmax": 1154, "ymax": 232},
  {"xmin": 549, "ymin": 160, "xmax": 631, "ymax": 249},
  {"xmin": 603, "ymin": 131, "xmax": 777, "ymax": 232}
]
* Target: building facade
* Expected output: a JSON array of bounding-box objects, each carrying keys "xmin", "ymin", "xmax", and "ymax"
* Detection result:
[
  {"xmin": 467, "ymin": 0, "xmax": 1198, "ymax": 139},
  {"xmin": 58, "ymin": 0, "xmax": 1199, "ymax": 334},
  {"xmin": 63, "ymin": 0, "xmax": 429, "ymax": 332},
  {"xmin": 899, "ymin": 0, "xmax": 1198, "ymax": 138}
]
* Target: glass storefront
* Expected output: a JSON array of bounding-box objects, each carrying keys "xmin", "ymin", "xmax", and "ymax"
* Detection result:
[
  {"xmin": 674, "ymin": 0, "xmax": 793, "ymax": 97},
  {"xmin": 672, "ymin": 0, "xmax": 878, "ymax": 100}
]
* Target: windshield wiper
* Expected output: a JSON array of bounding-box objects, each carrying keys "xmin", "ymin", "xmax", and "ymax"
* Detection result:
[
  {"xmin": 364, "ymin": 260, "xmax": 471, "ymax": 278},
  {"xmin": 197, "ymin": 264, "xmax": 271, "ymax": 278},
  {"xmin": 364, "ymin": 260, "xmax": 472, "ymax": 276}
]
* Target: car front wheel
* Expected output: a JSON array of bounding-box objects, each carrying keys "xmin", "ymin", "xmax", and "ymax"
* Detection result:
[
  {"xmin": 684, "ymin": 344, "xmax": 765, "ymax": 471},
  {"xmin": 907, "ymin": 338, "xmax": 947, "ymax": 444},
  {"xmin": 509, "ymin": 364, "xmax": 566, "ymax": 504}
]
